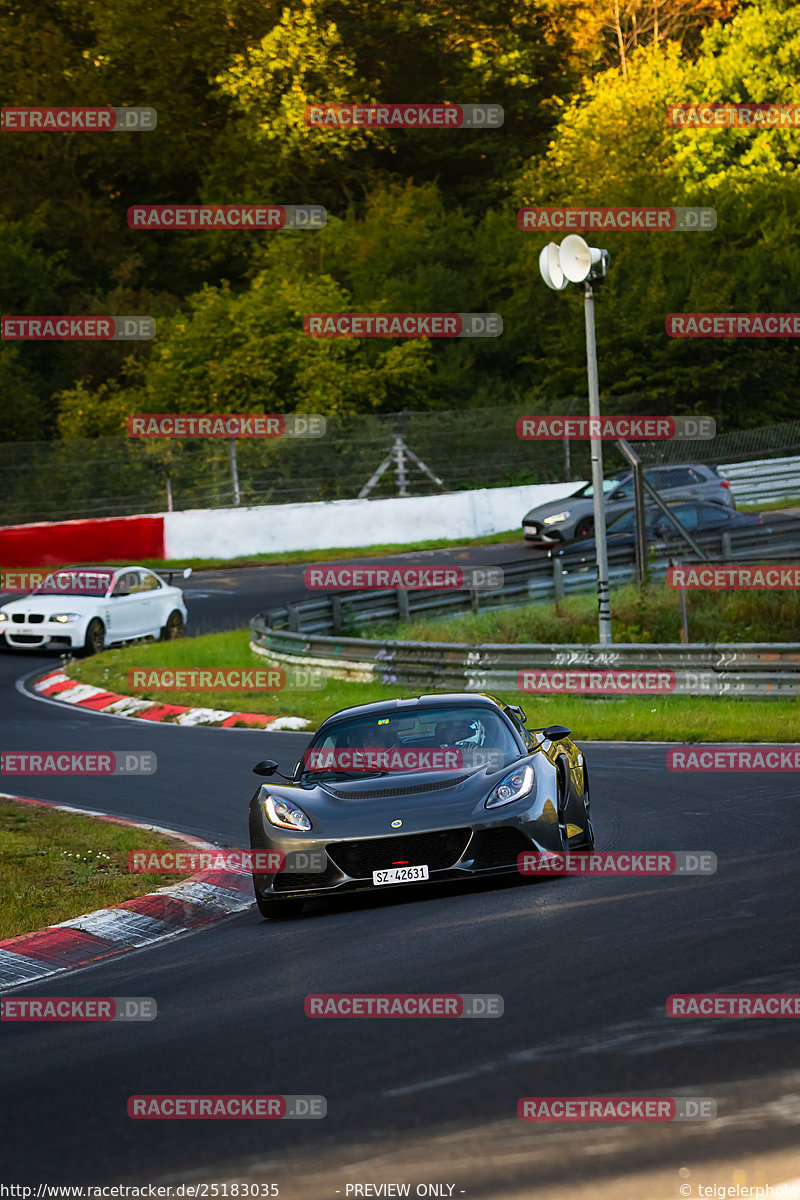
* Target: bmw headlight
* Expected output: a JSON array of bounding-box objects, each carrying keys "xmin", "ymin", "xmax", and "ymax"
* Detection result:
[
  {"xmin": 543, "ymin": 511, "xmax": 570, "ymax": 525},
  {"xmin": 53, "ymin": 613, "xmax": 80, "ymax": 624},
  {"xmin": 264, "ymin": 793, "xmax": 312, "ymax": 831},
  {"xmin": 0, "ymin": 612, "xmax": 7, "ymax": 622},
  {"xmin": 485, "ymin": 764, "xmax": 536, "ymax": 809}
]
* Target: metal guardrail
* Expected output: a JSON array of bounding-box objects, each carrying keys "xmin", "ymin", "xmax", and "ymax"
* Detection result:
[
  {"xmin": 256, "ymin": 518, "xmax": 800, "ymax": 637},
  {"xmin": 721, "ymin": 456, "xmax": 800, "ymax": 505},
  {"xmin": 250, "ymin": 519, "xmax": 800, "ymax": 698},
  {"xmin": 250, "ymin": 624, "xmax": 800, "ymax": 696}
]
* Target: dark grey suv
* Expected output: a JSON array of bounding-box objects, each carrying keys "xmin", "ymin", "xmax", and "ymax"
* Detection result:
[{"xmin": 522, "ymin": 463, "xmax": 734, "ymax": 545}]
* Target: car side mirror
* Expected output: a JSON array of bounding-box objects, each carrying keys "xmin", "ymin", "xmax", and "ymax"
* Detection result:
[
  {"xmin": 253, "ymin": 760, "xmax": 279, "ymax": 777},
  {"xmin": 543, "ymin": 724, "xmax": 571, "ymax": 740}
]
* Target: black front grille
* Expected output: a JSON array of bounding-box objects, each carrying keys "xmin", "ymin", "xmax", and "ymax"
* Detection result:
[
  {"xmin": 325, "ymin": 775, "xmax": 468, "ymax": 801},
  {"xmin": 470, "ymin": 827, "xmax": 533, "ymax": 869},
  {"xmin": 327, "ymin": 828, "xmax": 472, "ymax": 877},
  {"xmin": 12, "ymin": 613, "xmax": 25, "ymax": 623},
  {"xmin": 28, "ymin": 614, "xmax": 44, "ymax": 624},
  {"xmin": 9, "ymin": 634, "xmax": 43, "ymax": 643}
]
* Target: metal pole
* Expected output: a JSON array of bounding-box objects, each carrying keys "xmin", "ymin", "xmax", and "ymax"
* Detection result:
[
  {"xmin": 229, "ymin": 438, "xmax": 240, "ymax": 506},
  {"xmin": 394, "ymin": 436, "xmax": 408, "ymax": 497},
  {"xmin": 680, "ymin": 585, "xmax": 689, "ymax": 643},
  {"xmin": 166, "ymin": 476, "xmax": 173, "ymax": 513},
  {"xmin": 564, "ymin": 396, "xmax": 579, "ymax": 482},
  {"xmin": 584, "ymin": 282, "xmax": 612, "ymax": 644}
]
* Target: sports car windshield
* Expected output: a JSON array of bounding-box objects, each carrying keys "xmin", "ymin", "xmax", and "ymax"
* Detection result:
[
  {"xmin": 302, "ymin": 706, "xmax": 521, "ymax": 779},
  {"xmin": 33, "ymin": 569, "xmax": 114, "ymax": 597}
]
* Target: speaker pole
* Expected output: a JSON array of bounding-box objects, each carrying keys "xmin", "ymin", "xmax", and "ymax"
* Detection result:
[{"xmin": 584, "ymin": 280, "xmax": 612, "ymax": 644}]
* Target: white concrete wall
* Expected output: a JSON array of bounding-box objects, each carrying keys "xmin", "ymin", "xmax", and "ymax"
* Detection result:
[{"xmin": 163, "ymin": 481, "xmax": 584, "ymax": 560}]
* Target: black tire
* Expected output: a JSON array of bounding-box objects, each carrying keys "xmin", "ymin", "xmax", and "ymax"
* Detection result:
[
  {"xmin": 574, "ymin": 516, "xmax": 594, "ymax": 538},
  {"xmin": 83, "ymin": 618, "xmax": 105, "ymax": 655},
  {"xmin": 555, "ymin": 759, "xmax": 571, "ymax": 851},
  {"xmin": 160, "ymin": 610, "xmax": 185, "ymax": 641},
  {"xmin": 255, "ymin": 894, "xmax": 304, "ymax": 919},
  {"xmin": 575, "ymin": 762, "xmax": 596, "ymax": 850}
]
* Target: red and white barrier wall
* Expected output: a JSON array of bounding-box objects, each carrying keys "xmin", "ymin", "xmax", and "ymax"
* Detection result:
[
  {"xmin": 0, "ymin": 514, "xmax": 165, "ymax": 567},
  {"xmin": 0, "ymin": 482, "xmax": 581, "ymax": 566}
]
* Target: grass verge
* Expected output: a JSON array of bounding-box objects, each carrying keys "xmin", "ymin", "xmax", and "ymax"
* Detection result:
[
  {"xmin": 65, "ymin": 627, "xmax": 800, "ymax": 741},
  {"xmin": 0, "ymin": 797, "xmax": 197, "ymax": 940},
  {"xmin": 371, "ymin": 582, "xmax": 800, "ymax": 645}
]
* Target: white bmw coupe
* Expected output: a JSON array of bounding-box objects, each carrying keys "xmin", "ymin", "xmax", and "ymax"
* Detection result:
[{"xmin": 0, "ymin": 564, "xmax": 190, "ymax": 654}]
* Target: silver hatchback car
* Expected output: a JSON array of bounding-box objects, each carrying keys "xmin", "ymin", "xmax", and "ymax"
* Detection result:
[{"xmin": 522, "ymin": 463, "xmax": 735, "ymax": 545}]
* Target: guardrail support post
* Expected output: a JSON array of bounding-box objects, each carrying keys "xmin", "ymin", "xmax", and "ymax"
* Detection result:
[
  {"xmin": 331, "ymin": 595, "xmax": 343, "ymax": 634},
  {"xmin": 553, "ymin": 558, "xmax": 565, "ymax": 606},
  {"xmin": 721, "ymin": 532, "xmax": 732, "ymax": 558},
  {"xmin": 287, "ymin": 604, "xmax": 300, "ymax": 633},
  {"xmin": 397, "ymin": 590, "xmax": 410, "ymax": 624}
]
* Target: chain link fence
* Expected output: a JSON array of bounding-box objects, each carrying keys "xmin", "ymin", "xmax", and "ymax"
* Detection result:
[{"xmin": 2, "ymin": 406, "xmax": 800, "ymax": 525}]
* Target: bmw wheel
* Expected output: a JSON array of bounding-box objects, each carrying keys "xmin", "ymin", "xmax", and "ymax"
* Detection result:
[
  {"xmin": 160, "ymin": 610, "xmax": 185, "ymax": 640},
  {"xmin": 83, "ymin": 618, "xmax": 105, "ymax": 656}
]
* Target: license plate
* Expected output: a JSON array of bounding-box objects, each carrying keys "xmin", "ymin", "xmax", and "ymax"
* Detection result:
[{"xmin": 372, "ymin": 864, "xmax": 429, "ymax": 886}]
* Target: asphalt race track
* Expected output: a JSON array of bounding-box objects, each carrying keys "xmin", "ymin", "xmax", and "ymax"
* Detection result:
[{"xmin": 2, "ymin": 551, "xmax": 800, "ymax": 1197}]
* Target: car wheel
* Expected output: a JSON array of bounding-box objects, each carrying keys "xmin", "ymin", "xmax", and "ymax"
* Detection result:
[
  {"xmin": 255, "ymin": 894, "xmax": 305, "ymax": 919},
  {"xmin": 160, "ymin": 610, "xmax": 185, "ymax": 640},
  {"xmin": 574, "ymin": 516, "xmax": 594, "ymax": 538},
  {"xmin": 83, "ymin": 619, "xmax": 105, "ymax": 656},
  {"xmin": 555, "ymin": 759, "xmax": 572, "ymax": 852},
  {"xmin": 575, "ymin": 763, "xmax": 595, "ymax": 850}
]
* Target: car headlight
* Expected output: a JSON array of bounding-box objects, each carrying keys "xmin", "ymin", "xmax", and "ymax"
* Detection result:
[
  {"xmin": 264, "ymin": 793, "xmax": 312, "ymax": 831},
  {"xmin": 0, "ymin": 612, "xmax": 8, "ymax": 622},
  {"xmin": 485, "ymin": 764, "xmax": 536, "ymax": 809},
  {"xmin": 543, "ymin": 511, "xmax": 570, "ymax": 525},
  {"xmin": 53, "ymin": 613, "xmax": 81, "ymax": 623}
]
